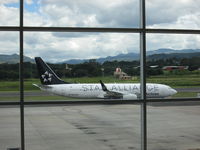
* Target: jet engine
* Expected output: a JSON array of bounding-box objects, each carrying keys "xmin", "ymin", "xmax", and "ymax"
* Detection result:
[{"xmin": 123, "ymin": 94, "xmax": 137, "ymax": 100}]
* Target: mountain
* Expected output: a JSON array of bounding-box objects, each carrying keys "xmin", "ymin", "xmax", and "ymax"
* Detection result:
[
  {"xmin": 97, "ymin": 53, "xmax": 139, "ymax": 63},
  {"xmin": 1, "ymin": 48, "xmax": 200, "ymax": 64},
  {"xmin": 147, "ymin": 48, "xmax": 200, "ymax": 55},
  {"xmin": 147, "ymin": 52, "xmax": 200, "ymax": 61},
  {"xmin": 62, "ymin": 48, "xmax": 200, "ymax": 64},
  {"xmin": 61, "ymin": 53, "xmax": 139, "ymax": 64},
  {"xmin": 63, "ymin": 59, "xmax": 86, "ymax": 64},
  {"xmin": 0, "ymin": 54, "xmax": 34, "ymax": 64}
]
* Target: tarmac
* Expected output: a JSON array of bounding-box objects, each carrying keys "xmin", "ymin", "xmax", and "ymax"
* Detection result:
[{"xmin": 0, "ymin": 103, "xmax": 200, "ymax": 150}]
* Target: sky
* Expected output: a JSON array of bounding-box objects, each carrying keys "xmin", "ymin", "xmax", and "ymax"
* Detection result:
[{"xmin": 0, "ymin": 0, "xmax": 200, "ymax": 62}]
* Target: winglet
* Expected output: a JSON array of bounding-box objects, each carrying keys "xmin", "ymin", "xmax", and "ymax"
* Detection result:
[
  {"xmin": 32, "ymin": 83, "xmax": 52, "ymax": 90},
  {"xmin": 100, "ymin": 80, "xmax": 108, "ymax": 91},
  {"xmin": 33, "ymin": 83, "xmax": 40, "ymax": 88}
]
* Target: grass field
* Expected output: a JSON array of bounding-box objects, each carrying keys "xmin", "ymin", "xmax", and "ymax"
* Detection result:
[
  {"xmin": 147, "ymin": 74, "xmax": 200, "ymax": 87},
  {"xmin": 0, "ymin": 95, "xmax": 73, "ymax": 101},
  {"xmin": 0, "ymin": 75, "xmax": 199, "ymax": 100}
]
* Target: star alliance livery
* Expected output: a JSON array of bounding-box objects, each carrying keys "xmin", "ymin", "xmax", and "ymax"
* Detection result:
[{"xmin": 33, "ymin": 57, "xmax": 177, "ymax": 100}]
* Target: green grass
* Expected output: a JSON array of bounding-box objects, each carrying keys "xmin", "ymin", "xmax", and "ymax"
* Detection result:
[
  {"xmin": 172, "ymin": 92, "xmax": 198, "ymax": 98},
  {"xmin": 147, "ymin": 74, "xmax": 200, "ymax": 88},
  {"xmin": 0, "ymin": 96, "xmax": 74, "ymax": 101},
  {"xmin": 0, "ymin": 79, "xmax": 40, "ymax": 91}
]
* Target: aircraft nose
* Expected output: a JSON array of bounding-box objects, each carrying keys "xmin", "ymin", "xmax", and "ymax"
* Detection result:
[{"xmin": 171, "ymin": 88, "xmax": 177, "ymax": 95}]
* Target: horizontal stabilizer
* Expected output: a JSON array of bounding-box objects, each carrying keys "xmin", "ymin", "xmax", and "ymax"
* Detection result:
[{"xmin": 32, "ymin": 83, "xmax": 52, "ymax": 89}]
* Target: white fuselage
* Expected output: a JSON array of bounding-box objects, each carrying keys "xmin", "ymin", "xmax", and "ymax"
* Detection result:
[{"xmin": 40, "ymin": 83, "xmax": 177, "ymax": 99}]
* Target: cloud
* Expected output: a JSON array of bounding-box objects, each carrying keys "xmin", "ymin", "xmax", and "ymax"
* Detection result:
[
  {"xmin": 39, "ymin": 0, "xmax": 139, "ymax": 27},
  {"xmin": 25, "ymin": 0, "xmax": 33, "ymax": 5},
  {"xmin": 147, "ymin": 34, "xmax": 200, "ymax": 51},
  {"xmin": 148, "ymin": 12, "xmax": 200, "ymax": 29},
  {"xmin": 1, "ymin": 0, "xmax": 200, "ymax": 62},
  {"xmin": 0, "ymin": 32, "xmax": 19, "ymax": 54},
  {"xmin": 0, "ymin": 4, "xmax": 19, "ymax": 26},
  {"xmin": 146, "ymin": 10, "xmax": 200, "ymax": 51},
  {"xmin": 146, "ymin": 0, "xmax": 199, "ymax": 26},
  {"xmin": 24, "ymin": 32, "xmax": 139, "ymax": 62},
  {"xmin": 0, "ymin": 0, "xmax": 18, "ymax": 5}
]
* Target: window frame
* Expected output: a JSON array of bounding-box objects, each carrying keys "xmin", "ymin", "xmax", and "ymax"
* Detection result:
[{"xmin": 0, "ymin": 0, "xmax": 200, "ymax": 150}]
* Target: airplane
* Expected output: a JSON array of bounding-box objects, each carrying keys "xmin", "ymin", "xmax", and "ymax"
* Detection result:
[{"xmin": 33, "ymin": 57, "xmax": 177, "ymax": 100}]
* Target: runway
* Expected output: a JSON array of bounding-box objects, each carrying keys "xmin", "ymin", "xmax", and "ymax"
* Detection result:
[
  {"xmin": 175, "ymin": 87, "xmax": 200, "ymax": 93},
  {"xmin": 0, "ymin": 91, "xmax": 51, "ymax": 97},
  {"xmin": 0, "ymin": 104, "xmax": 200, "ymax": 150}
]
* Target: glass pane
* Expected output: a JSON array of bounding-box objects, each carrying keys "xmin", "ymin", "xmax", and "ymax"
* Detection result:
[
  {"xmin": 0, "ymin": 0, "xmax": 19, "ymax": 26},
  {"xmin": 25, "ymin": 105, "xmax": 141, "ymax": 150},
  {"xmin": 24, "ymin": 32, "xmax": 140, "ymax": 101},
  {"xmin": 147, "ymin": 101, "xmax": 200, "ymax": 150},
  {"xmin": 24, "ymin": 0, "xmax": 139, "ymax": 28},
  {"xmin": 146, "ymin": 34, "xmax": 200, "ymax": 99},
  {"xmin": 0, "ymin": 107, "xmax": 20, "ymax": 149},
  {"xmin": 0, "ymin": 32, "xmax": 19, "ymax": 101},
  {"xmin": 146, "ymin": 0, "xmax": 200, "ymax": 29}
]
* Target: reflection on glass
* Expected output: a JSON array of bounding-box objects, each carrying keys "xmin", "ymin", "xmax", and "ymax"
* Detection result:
[
  {"xmin": 147, "ymin": 102, "xmax": 200, "ymax": 150},
  {"xmin": 146, "ymin": 34, "xmax": 200, "ymax": 99},
  {"xmin": 25, "ymin": 105, "xmax": 140, "ymax": 150},
  {"xmin": 24, "ymin": 32, "xmax": 141, "ymax": 101},
  {"xmin": 146, "ymin": 0, "xmax": 200, "ymax": 29},
  {"xmin": 0, "ymin": 1, "xmax": 19, "ymax": 26},
  {"xmin": 0, "ymin": 32, "xmax": 19, "ymax": 101},
  {"xmin": 0, "ymin": 107, "xmax": 20, "ymax": 149},
  {"xmin": 24, "ymin": 0, "xmax": 139, "ymax": 28}
]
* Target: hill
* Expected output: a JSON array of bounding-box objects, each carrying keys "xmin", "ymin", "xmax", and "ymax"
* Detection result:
[
  {"xmin": 147, "ymin": 48, "xmax": 200, "ymax": 55},
  {"xmin": 147, "ymin": 52, "xmax": 200, "ymax": 61},
  {"xmin": 0, "ymin": 54, "xmax": 34, "ymax": 64},
  {"xmin": 62, "ymin": 48, "xmax": 200, "ymax": 64},
  {"xmin": 1, "ymin": 48, "xmax": 200, "ymax": 64}
]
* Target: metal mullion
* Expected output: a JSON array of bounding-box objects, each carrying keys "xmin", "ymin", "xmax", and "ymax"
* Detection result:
[
  {"xmin": 22, "ymin": 98, "xmax": 200, "ymax": 104},
  {"xmin": 0, "ymin": 102, "xmax": 20, "ymax": 106},
  {"xmin": 140, "ymin": 0, "xmax": 147, "ymax": 150},
  {"xmin": 21, "ymin": 98, "xmax": 200, "ymax": 105},
  {"xmin": 1, "ymin": 26, "xmax": 200, "ymax": 34},
  {"xmin": 146, "ymin": 98, "xmax": 200, "ymax": 102},
  {"xmin": 0, "ymin": 98, "xmax": 200, "ymax": 106},
  {"xmin": 0, "ymin": 1, "xmax": 199, "ymax": 150},
  {"xmin": 146, "ymin": 28, "xmax": 200, "ymax": 34},
  {"xmin": 0, "ymin": 26, "xmax": 20, "ymax": 31},
  {"xmin": 140, "ymin": 33, "xmax": 147, "ymax": 150},
  {"xmin": 24, "ymin": 100, "xmax": 144, "ymax": 106},
  {"xmin": 19, "ymin": 0, "xmax": 25, "ymax": 150},
  {"xmin": 23, "ymin": 26, "xmax": 142, "ymax": 33}
]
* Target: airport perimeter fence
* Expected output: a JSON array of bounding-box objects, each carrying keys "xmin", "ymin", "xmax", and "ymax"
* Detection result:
[{"xmin": 1, "ymin": 0, "xmax": 200, "ymax": 150}]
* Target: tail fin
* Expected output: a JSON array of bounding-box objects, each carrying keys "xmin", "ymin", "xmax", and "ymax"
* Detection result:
[{"xmin": 35, "ymin": 57, "xmax": 70, "ymax": 85}]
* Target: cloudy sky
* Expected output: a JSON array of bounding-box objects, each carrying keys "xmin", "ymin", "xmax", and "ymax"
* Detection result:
[{"xmin": 0, "ymin": 0, "xmax": 200, "ymax": 62}]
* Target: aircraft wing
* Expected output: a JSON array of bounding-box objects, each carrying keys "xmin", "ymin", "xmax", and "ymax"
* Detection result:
[{"xmin": 99, "ymin": 80, "xmax": 137, "ymax": 100}]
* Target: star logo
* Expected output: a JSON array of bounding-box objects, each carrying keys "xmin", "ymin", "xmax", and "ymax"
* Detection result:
[{"xmin": 41, "ymin": 71, "xmax": 53, "ymax": 83}]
